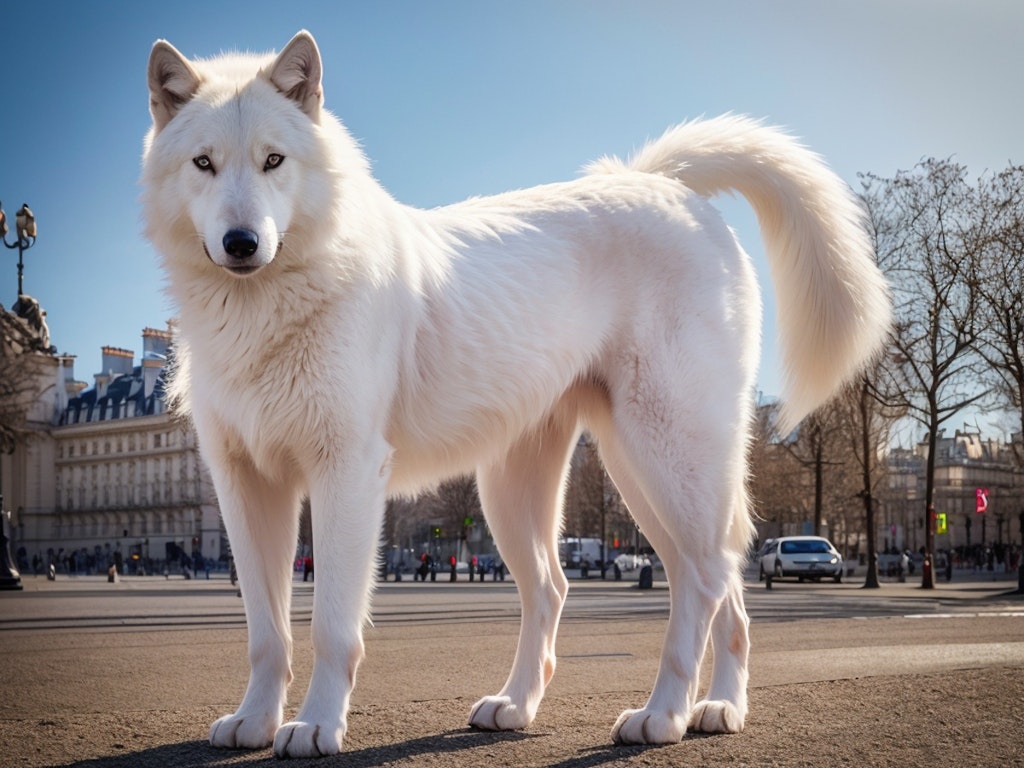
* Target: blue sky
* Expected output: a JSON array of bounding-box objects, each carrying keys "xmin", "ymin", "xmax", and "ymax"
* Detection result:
[{"xmin": 2, "ymin": 0, "xmax": 1022, "ymax": 416}]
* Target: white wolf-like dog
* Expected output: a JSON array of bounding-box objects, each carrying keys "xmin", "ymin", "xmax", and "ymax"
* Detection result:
[{"xmin": 143, "ymin": 31, "xmax": 889, "ymax": 758}]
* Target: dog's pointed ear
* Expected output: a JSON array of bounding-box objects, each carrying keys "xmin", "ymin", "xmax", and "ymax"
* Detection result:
[
  {"xmin": 148, "ymin": 40, "xmax": 202, "ymax": 132},
  {"xmin": 266, "ymin": 30, "xmax": 323, "ymax": 121}
]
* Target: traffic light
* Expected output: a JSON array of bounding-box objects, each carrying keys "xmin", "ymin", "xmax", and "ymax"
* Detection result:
[
  {"xmin": 936, "ymin": 513, "xmax": 948, "ymax": 535},
  {"xmin": 431, "ymin": 526, "xmax": 442, "ymax": 539}
]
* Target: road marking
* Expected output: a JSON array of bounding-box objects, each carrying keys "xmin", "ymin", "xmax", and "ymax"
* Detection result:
[{"xmin": 846, "ymin": 611, "xmax": 1024, "ymax": 622}]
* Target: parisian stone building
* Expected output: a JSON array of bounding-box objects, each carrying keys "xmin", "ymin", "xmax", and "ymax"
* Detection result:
[
  {"xmin": 1, "ymin": 307, "xmax": 223, "ymax": 575},
  {"xmin": 881, "ymin": 430, "xmax": 1022, "ymax": 555}
]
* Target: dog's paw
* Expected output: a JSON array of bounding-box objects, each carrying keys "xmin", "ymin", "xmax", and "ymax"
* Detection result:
[
  {"xmin": 209, "ymin": 709, "xmax": 280, "ymax": 749},
  {"xmin": 688, "ymin": 699, "xmax": 745, "ymax": 733},
  {"xmin": 273, "ymin": 719, "xmax": 345, "ymax": 758},
  {"xmin": 611, "ymin": 707, "xmax": 686, "ymax": 745},
  {"xmin": 468, "ymin": 695, "xmax": 533, "ymax": 731}
]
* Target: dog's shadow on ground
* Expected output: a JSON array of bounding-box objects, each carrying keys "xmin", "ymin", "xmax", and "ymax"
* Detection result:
[
  {"xmin": 50, "ymin": 729, "xmax": 531, "ymax": 768},
  {"xmin": 53, "ymin": 728, "xmax": 675, "ymax": 768}
]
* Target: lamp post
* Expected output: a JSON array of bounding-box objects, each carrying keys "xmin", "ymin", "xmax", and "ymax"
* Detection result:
[
  {"xmin": 0, "ymin": 201, "xmax": 36, "ymax": 591},
  {"xmin": 1017, "ymin": 509, "xmax": 1024, "ymax": 595},
  {"xmin": 0, "ymin": 494, "xmax": 23, "ymax": 590},
  {"xmin": 1, "ymin": 201, "xmax": 37, "ymax": 297}
]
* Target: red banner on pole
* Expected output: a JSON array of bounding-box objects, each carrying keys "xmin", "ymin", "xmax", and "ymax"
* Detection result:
[{"xmin": 975, "ymin": 488, "xmax": 989, "ymax": 514}]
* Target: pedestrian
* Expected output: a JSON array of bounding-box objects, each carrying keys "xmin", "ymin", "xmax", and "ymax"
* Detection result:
[{"xmin": 303, "ymin": 555, "xmax": 314, "ymax": 582}]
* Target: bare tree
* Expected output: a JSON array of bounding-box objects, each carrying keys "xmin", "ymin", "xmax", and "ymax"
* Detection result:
[
  {"xmin": 564, "ymin": 435, "xmax": 629, "ymax": 567},
  {"xmin": 778, "ymin": 404, "xmax": 856, "ymax": 538},
  {"xmin": 748, "ymin": 400, "xmax": 812, "ymax": 538},
  {"xmin": 0, "ymin": 309, "xmax": 42, "ymax": 455},
  {"xmin": 838, "ymin": 366, "xmax": 903, "ymax": 588},
  {"xmin": 974, "ymin": 166, "xmax": 1024, "ymax": 461},
  {"xmin": 427, "ymin": 474, "xmax": 483, "ymax": 556},
  {"xmin": 861, "ymin": 160, "xmax": 988, "ymax": 588}
]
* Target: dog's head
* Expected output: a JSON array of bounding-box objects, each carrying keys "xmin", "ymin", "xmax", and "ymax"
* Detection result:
[{"xmin": 143, "ymin": 31, "xmax": 326, "ymax": 277}]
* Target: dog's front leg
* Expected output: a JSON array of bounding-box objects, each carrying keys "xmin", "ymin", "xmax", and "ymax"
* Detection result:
[
  {"xmin": 207, "ymin": 452, "xmax": 302, "ymax": 750},
  {"xmin": 273, "ymin": 436, "xmax": 391, "ymax": 758}
]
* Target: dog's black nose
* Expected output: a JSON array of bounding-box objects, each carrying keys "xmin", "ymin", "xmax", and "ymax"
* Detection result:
[{"xmin": 223, "ymin": 228, "xmax": 259, "ymax": 259}]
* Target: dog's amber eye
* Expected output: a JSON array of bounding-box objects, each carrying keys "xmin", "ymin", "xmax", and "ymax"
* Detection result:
[
  {"xmin": 193, "ymin": 155, "xmax": 215, "ymax": 173},
  {"xmin": 264, "ymin": 153, "xmax": 285, "ymax": 171}
]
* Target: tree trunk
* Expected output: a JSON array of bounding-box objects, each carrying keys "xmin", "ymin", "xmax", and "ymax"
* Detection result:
[
  {"xmin": 860, "ymin": 380, "xmax": 880, "ymax": 589},
  {"xmin": 921, "ymin": 411, "xmax": 938, "ymax": 589}
]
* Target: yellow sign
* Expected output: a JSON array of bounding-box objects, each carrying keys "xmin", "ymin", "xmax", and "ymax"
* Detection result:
[{"xmin": 936, "ymin": 513, "xmax": 948, "ymax": 535}]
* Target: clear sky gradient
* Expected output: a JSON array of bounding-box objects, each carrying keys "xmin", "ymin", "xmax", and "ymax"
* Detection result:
[{"xmin": 1, "ymin": 0, "xmax": 1021, "ymax": 417}]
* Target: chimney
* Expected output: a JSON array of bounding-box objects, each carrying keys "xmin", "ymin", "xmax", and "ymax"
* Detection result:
[
  {"xmin": 141, "ymin": 326, "xmax": 172, "ymax": 399},
  {"xmin": 96, "ymin": 346, "xmax": 134, "ymax": 397}
]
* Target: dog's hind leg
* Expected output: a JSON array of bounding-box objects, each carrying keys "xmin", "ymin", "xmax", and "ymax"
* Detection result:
[
  {"xmin": 468, "ymin": 407, "xmax": 578, "ymax": 731},
  {"xmin": 206, "ymin": 449, "xmax": 302, "ymax": 750},
  {"xmin": 592, "ymin": 387, "xmax": 752, "ymax": 745},
  {"xmin": 689, "ymin": 564, "xmax": 749, "ymax": 733}
]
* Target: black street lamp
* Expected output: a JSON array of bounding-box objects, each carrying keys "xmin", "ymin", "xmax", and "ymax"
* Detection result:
[
  {"xmin": 1017, "ymin": 509, "xmax": 1024, "ymax": 595},
  {"xmin": 1, "ymin": 201, "xmax": 37, "ymax": 297},
  {"xmin": 0, "ymin": 201, "xmax": 37, "ymax": 591},
  {"xmin": 0, "ymin": 494, "xmax": 23, "ymax": 590}
]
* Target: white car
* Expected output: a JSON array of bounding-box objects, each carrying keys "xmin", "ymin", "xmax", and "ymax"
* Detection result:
[{"xmin": 760, "ymin": 536, "xmax": 843, "ymax": 584}]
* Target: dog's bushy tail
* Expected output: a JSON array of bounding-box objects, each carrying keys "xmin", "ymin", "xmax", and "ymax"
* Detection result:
[{"xmin": 590, "ymin": 114, "xmax": 890, "ymax": 431}]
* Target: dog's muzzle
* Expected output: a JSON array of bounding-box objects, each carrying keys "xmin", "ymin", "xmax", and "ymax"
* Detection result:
[
  {"xmin": 223, "ymin": 228, "xmax": 260, "ymax": 260},
  {"xmin": 216, "ymin": 228, "xmax": 279, "ymax": 276}
]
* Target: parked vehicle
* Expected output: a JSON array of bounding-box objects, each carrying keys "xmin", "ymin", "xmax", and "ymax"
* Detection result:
[
  {"xmin": 559, "ymin": 537, "xmax": 604, "ymax": 567},
  {"xmin": 755, "ymin": 538, "xmax": 776, "ymax": 581},
  {"xmin": 760, "ymin": 536, "xmax": 843, "ymax": 585}
]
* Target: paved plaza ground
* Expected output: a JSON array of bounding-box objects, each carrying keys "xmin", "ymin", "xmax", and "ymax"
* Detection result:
[{"xmin": 1, "ymin": 570, "xmax": 1022, "ymax": 767}]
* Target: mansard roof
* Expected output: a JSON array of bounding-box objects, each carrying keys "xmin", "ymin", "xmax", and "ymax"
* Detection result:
[{"xmin": 62, "ymin": 345, "xmax": 173, "ymax": 425}]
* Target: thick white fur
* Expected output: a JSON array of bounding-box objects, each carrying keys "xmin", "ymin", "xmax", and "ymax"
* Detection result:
[{"xmin": 142, "ymin": 31, "xmax": 890, "ymax": 758}]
